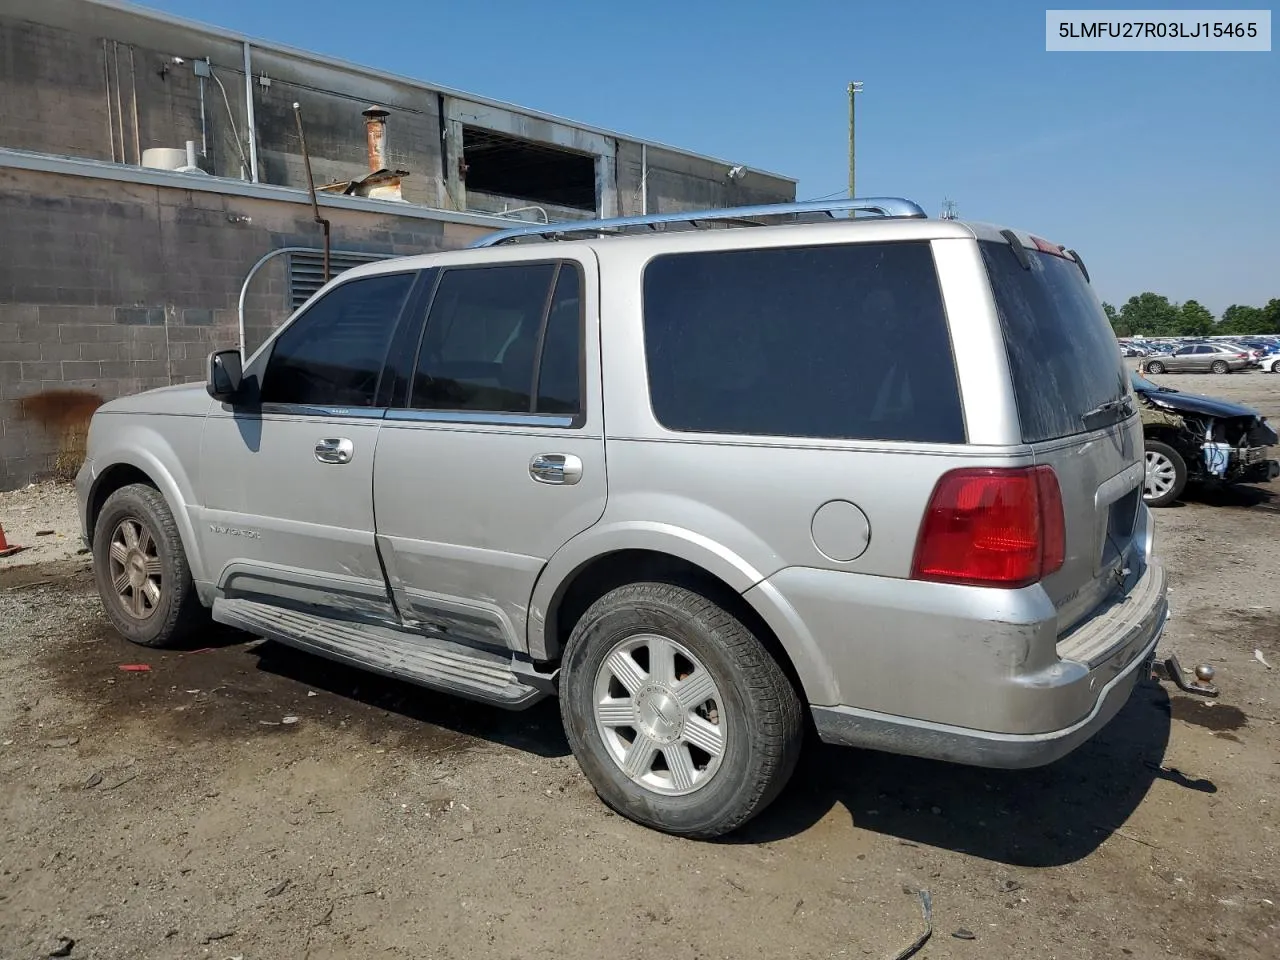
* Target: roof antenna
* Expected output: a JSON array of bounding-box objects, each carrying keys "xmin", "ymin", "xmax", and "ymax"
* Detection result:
[{"xmin": 293, "ymin": 102, "xmax": 330, "ymax": 282}]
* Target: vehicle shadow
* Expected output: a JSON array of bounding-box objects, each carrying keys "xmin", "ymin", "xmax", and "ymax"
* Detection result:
[
  {"xmin": 734, "ymin": 682, "xmax": 1184, "ymax": 867},
  {"xmin": 247, "ymin": 639, "xmax": 571, "ymax": 759},
  {"xmin": 1186, "ymin": 482, "xmax": 1277, "ymax": 511}
]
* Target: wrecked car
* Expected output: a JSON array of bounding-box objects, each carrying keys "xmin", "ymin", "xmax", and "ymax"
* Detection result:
[{"xmin": 1134, "ymin": 372, "xmax": 1279, "ymax": 506}]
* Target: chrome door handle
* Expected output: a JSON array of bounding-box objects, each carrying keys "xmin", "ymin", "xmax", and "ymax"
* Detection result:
[
  {"xmin": 530, "ymin": 453, "xmax": 583, "ymax": 485},
  {"xmin": 315, "ymin": 438, "xmax": 354, "ymax": 464}
]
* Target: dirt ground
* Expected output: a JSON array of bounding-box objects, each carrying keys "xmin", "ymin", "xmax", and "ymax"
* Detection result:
[{"xmin": 1, "ymin": 371, "xmax": 1277, "ymax": 960}]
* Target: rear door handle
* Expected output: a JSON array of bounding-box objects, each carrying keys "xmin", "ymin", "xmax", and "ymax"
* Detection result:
[
  {"xmin": 315, "ymin": 438, "xmax": 354, "ymax": 464},
  {"xmin": 530, "ymin": 453, "xmax": 583, "ymax": 485}
]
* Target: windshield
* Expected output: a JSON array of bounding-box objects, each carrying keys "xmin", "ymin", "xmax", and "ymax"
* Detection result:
[{"xmin": 980, "ymin": 241, "xmax": 1129, "ymax": 442}]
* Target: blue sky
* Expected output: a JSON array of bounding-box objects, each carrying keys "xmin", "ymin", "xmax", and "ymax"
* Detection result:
[{"xmin": 141, "ymin": 0, "xmax": 1276, "ymax": 315}]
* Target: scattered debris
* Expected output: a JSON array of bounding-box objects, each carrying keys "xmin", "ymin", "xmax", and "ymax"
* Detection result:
[
  {"xmin": 118, "ymin": 664, "xmax": 151, "ymax": 673},
  {"xmin": 46, "ymin": 936, "xmax": 75, "ymax": 957},
  {"xmin": 1098, "ymin": 825, "xmax": 1159, "ymax": 849},
  {"xmin": 265, "ymin": 879, "xmax": 290, "ymax": 898},
  {"xmin": 35, "ymin": 529, "xmax": 55, "ymax": 536},
  {"xmin": 282, "ymin": 716, "xmax": 300, "ymax": 725},
  {"xmin": 102, "ymin": 772, "xmax": 139, "ymax": 791},
  {"xmin": 82, "ymin": 771, "xmax": 103, "ymax": 789},
  {"xmin": 44, "ymin": 736, "xmax": 80, "ymax": 749},
  {"xmin": 888, "ymin": 889, "xmax": 932, "ymax": 960},
  {"xmin": 1255, "ymin": 649, "xmax": 1272, "ymax": 670},
  {"xmin": 952, "ymin": 928, "xmax": 976, "ymax": 940},
  {"xmin": 202, "ymin": 930, "xmax": 235, "ymax": 944},
  {"xmin": 307, "ymin": 691, "xmax": 318, "ymax": 697},
  {"xmin": 999, "ymin": 879, "xmax": 1023, "ymax": 893}
]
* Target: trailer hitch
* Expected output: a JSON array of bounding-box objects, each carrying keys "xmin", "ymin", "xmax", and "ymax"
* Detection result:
[{"xmin": 1149, "ymin": 651, "xmax": 1218, "ymax": 698}]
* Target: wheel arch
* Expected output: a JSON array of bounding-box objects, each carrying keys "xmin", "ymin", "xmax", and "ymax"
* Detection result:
[
  {"xmin": 86, "ymin": 449, "xmax": 205, "ymax": 584},
  {"xmin": 530, "ymin": 529, "xmax": 837, "ymax": 705}
]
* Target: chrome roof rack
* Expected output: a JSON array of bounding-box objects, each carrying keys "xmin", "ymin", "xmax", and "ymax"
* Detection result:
[{"xmin": 469, "ymin": 197, "xmax": 927, "ymax": 247}]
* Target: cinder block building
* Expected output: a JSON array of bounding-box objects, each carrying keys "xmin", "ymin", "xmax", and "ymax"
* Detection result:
[{"xmin": 0, "ymin": 0, "xmax": 796, "ymax": 489}]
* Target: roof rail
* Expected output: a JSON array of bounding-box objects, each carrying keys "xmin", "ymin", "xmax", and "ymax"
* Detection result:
[{"xmin": 469, "ymin": 197, "xmax": 927, "ymax": 248}]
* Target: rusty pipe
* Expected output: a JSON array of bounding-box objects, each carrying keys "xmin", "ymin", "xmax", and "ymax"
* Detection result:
[
  {"xmin": 293, "ymin": 102, "xmax": 330, "ymax": 282},
  {"xmin": 363, "ymin": 105, "xmax": 389, "ymax": 172}
]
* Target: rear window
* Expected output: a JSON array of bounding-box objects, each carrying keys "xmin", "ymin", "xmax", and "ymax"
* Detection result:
[
  {"xmin": 642, "ymin": 242, "xmax": 964, "ymax": 443},
  {"xmin": 980, "ymin": 241, "xmax": 1128, "ymax": 443}
]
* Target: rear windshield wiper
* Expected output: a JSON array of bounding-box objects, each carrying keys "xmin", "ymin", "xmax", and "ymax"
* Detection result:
[{"xmin": 1081, "ymin": 395, "xmax": 1134, "ymax": 429}]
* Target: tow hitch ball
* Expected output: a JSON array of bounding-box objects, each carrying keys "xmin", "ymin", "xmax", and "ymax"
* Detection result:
[{"xmin": 1149, "ymin": 651, "xmax": 1218, "ymax": 698}]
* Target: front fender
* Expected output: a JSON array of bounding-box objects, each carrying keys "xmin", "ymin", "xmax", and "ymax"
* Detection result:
[{"xmin": 86, "ymin": 415, "xmax": 207, "ymax": 584}]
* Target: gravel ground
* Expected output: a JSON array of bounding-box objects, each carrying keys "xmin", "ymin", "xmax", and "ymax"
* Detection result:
[
  {"xmin": 0, "ymin": 483, "xmax": 83, "ymax": 565},
  {"xmin": 1, "ymin": 372, "xmax": 1277, "ymax": 960}
]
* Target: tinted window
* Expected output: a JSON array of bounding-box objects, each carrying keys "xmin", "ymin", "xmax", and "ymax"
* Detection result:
[
  {"xmin": 642, "ymin": 242, "xmax": 963, "ymax": 443},
  {"xmin": 1175, "ymin": 346, "xmax": 1193, "ymax": 356},
  {"xmin": 261, "ymin": 272, "xmax": 414, "ymax": 407},
  {"xmin": 980, "ymin": 241, "xmax": 1128, "ymax": 443},
  {"xmin": 535, "ymin": 266, "xmax": 583, "ymax": 414},
  {"xmin": 411, "ymin": 263, "xmax": 571, "ymax": 414}
]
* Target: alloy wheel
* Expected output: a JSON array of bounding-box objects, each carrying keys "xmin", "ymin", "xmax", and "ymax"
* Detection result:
[
  {"xmin": 592, "ymin": 633, "xmax": 727, "ymax": 796},
  {"xmin": 107, "ymin": 517, "xmax": 163, "ymax": 620},
  {"xmin": 1144, "ymin": 450, "xmax": 1178, "ymax": 501}
]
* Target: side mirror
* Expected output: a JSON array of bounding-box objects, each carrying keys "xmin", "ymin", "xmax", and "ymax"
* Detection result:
[{"xmin": 207, "ymin": 349, "xmax": 244, "ymax": 402}]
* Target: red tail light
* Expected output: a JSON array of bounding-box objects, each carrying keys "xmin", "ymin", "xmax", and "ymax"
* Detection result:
[{"xmin": 912, "ymin": 467, "xmax": 1065, "ymax": 589}]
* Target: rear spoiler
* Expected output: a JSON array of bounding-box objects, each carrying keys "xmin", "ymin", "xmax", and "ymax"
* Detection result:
[{"xmin": 997, "ymin": 230, "xmax": 1091, "ymax": 283}]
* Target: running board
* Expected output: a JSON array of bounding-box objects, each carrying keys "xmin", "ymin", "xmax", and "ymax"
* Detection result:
[{"xmin": 212, "ymin": 597, "xmax": 552, "ymax": 709}]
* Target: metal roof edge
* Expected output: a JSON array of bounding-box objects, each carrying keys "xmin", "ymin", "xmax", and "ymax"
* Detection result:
[
  {"xmin": 86, "ymin": 0, "xmax": 797, "ymax": 185},
  {"xmin": 0, "ymin": 147, "xmax": 518, "ymax": 229}
]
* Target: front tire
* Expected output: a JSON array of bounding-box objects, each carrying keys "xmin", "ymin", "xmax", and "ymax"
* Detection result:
[
  {"xmin": 1210, "ymin": 360, "xmax": 1230, "ymax": 375},
  {"xmin": 560, "ymin": 582, "xmax": 803, "ymax": 838},
  {"xmin": 1270, "ymin": 358, "xmax": 1280, "ymax": 374},
  {"xmin": 1145, "ymin": 360, "xmax": 1166, "ymax": 374},
  {"xmin": 92, "ymin": 483, "xmax": 205, "ymax": 647},
  {"xmin": 1143, "ymin": 440, "xmax": 1187, "ymax": 508}
]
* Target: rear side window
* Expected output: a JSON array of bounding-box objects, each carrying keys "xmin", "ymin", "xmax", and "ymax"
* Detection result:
[
  {"xmin": 642, "ymin": 242, "xmax": 963, "ymax": 443},
  {"xmin": 410, "ymin": 262, "xmax": 583, "ymax": 417},
  {"xmin": 980, "ymin": 241, "xmax": 1128, "ymax": 443},
  {"xmin": 261, "ymin": 272, "xmax": 414, "ymax": 407}
]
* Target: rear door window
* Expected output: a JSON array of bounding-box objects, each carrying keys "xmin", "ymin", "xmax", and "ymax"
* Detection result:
[
  {"xmin": 980, "ymin": 241, "xmax": 1129, "ymax": 443},
  {"xmin": 642, "ymin": 241, "xmax": 964, "ymax": 443},
  {"xmin": 409, "ymin": 261, "xmax": 583, "ymax": 419}
]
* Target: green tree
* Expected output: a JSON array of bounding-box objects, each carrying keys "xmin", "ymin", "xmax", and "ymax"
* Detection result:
[
  {"xmin": 1102, "ymin": 301, "xmax": 1132, "ymax": 337},
  {"xmin": 1261, "ymin": 298, "xmax": 1280, "ymax": 334},
  {"xmin": 1219, "ymin": 304, "xmax": 1266, "ymax": 335},
  {"xmin": 1177, "ymin": 299, "xmax": 1214, "ymax": 337},
  {"xmin": 1118, "ymin": 292, "xmax": 1179, "ymax": 337}
]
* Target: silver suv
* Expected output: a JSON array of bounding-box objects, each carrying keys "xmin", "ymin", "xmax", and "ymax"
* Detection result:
[{"xmin": 77, "ymin": 198, "xmax": 1167, "ymax": 838}]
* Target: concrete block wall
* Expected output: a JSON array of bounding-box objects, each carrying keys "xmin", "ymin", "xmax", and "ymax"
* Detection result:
[
  {"xmin": 0, "ymin": 0, "xmax": 794, "ymax": 222},
  {"xmin": 0, "ymin": 165, "xmax": 488, "ymax": 490}
]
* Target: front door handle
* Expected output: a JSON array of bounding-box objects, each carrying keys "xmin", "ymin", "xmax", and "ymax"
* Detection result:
[
  {"xmin": 530, "ymin": 453, "xmax": 583, "ymax": 485},
  {"xmin": 315, "ymin": 438, "xmax": 354, "ymax": 464}
]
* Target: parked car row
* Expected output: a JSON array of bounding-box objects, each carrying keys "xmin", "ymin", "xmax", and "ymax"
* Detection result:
[{"xmin": 1120, "ymin": 335, "xmax": 1280, "ymax": 374}]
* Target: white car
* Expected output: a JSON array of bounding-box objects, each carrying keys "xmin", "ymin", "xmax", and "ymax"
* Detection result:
[{"xmin": 1259, "ymin": 353, "xmax": 1280, "ymax": 373}]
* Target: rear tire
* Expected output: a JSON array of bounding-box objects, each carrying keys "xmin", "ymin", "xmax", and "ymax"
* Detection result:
[
  {"xmin": 1270, "ymin": 358, "xmax": 1280, "ymax": 374},
  {"xmin": 1210, "ymin": 360, "xmax": 1230, "ymax": 375},
  {"xmin": 1143, "ymin": 440, "xmax": 1187, "ymax": 508},
  {"xmin": 559, "ymin": 582, "xmax": 803, "ymax": 838},
  {"xmin": 1145, "ymin": 360, "xmax": 1166, "ymax": 374},
  {"xmin": 92, "ymin": 483, "xmax": 205, "ymax": 647}
]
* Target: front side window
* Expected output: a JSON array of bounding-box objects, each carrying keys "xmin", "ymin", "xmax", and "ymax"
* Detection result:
[
  {"xmin": 410, "ymin": 262, "xmax": 583, "ymax": 417},
  {"xmin": 642, "ymin": 241, "xmax": 964, "ymax": 443},
  {"xmin": 260, "ymin": 272, "xmax": 415, "ymax": 407}
]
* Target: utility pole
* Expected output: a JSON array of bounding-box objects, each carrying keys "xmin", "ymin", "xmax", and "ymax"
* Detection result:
[{"xmin": 847, "ymin": 81, "xmax": 863, "ymax": 199}]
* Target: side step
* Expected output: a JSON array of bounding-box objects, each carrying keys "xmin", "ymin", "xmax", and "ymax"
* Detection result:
[{"xmin": 212, "ymin": 597, "xmax": 552, "ymax": 709}]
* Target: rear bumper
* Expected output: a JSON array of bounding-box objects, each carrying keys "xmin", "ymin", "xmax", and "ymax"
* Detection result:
[
  {"xmin": 813, "ymin": 612, "xmax": 1163, "ymax": 768},
  {"xmin": 751, "ymin": 552, "xmax": 1168, "ymax": 768}
]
